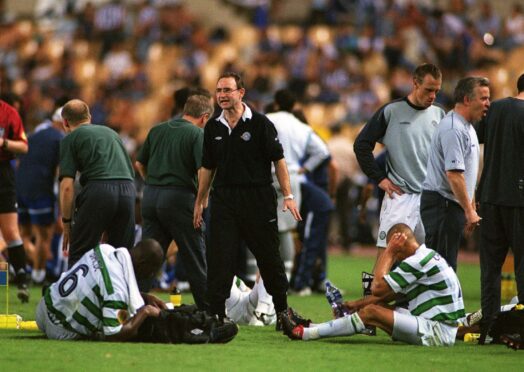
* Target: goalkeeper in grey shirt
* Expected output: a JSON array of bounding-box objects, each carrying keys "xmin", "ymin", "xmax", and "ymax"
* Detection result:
[{"xmin": 354, "ymin": 63, "xmax": 445, "ymax": 273}]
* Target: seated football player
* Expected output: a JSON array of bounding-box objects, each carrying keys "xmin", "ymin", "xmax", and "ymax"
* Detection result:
[
  {"xmin": 282, "ymin": 223, "xmax": 465, "ymax": 346},
  {"xmin": 226, "ymin": 276, "xmax": 276, "ymax": 326},
  {"xmin": 36, "ymin": 239, "xmax": 166, "ymax": 341}
]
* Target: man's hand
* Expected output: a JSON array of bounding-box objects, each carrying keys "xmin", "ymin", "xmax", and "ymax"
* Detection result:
[
  {"xmin": 143, "ymin": 304, "xmax": 162, "ymax": 318},
  {"xmin": 378, "ymin": 178, "xmax": 403, "ymax": 198},
  {"xmin": 193, "ymin": 200, "xmax": 204, "ymax": 228},
  {"xmin": 385, "ymin": 232, "xmax": 407, "ymax": 259},
  {"xmin": 342, "ymin": 299, "xmax": 361, "ymax": 315},
  {"xmin": 464, "ymin": 208, "xmax": 481, "ymax": 236},
  {"xmin": 142, "ymin": 293, "xmax": 167, "ymax": 310},
  {"xmin": 282, "ymin": 199, "xmax": 302, "ymax": 221},
  {"xmin": 62, "ymin": 223, "xmax": 71, "ymax": 254}
]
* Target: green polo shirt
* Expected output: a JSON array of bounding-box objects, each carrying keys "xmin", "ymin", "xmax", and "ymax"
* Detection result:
[
  {"xmin": 59, "ymin": 124, "xmax": 134, "ymax": 186},
  {"xmin": 137, "ymin": 118, "xmax": 203, "ymax": 191}
]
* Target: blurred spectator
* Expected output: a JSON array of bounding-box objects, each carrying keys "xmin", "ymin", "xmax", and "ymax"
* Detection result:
[
  {"xmin": 16, "ymin": 107, "xmax": 64, "ymax": 284},
  {"xmin": 94, "ymin": 0, "xmax": 127, "ymax": 59},
  {"xmin": 502, "ymin": 3, "xmax": 524, "ymax": 50}
]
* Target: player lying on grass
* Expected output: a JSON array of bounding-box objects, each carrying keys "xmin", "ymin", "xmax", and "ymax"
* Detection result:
[
  {"xmin": 36, "ymin": 239, "xmax": 167, "ymax": 341},
  {"xmin": 282, "ymin": 223, "xmax": 465, "ymax": 346},
  {"xmin": 226, "ymin": 276, "xmax": 276, "ymax": 326}
]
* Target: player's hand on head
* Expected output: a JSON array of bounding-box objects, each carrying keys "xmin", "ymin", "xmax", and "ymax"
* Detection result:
[{"xmin": 386, "ymin": 232, "xmax": 406, "ymax": 254}]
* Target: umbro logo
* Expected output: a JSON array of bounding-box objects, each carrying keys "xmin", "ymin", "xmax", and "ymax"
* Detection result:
[{"xmin": 214, "ymin": 136, "xmax": 222, "ymax": 140}]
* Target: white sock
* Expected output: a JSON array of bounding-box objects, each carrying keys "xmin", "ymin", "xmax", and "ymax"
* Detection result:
[
  {"xmin": 32, "ymin": 269, "xmax": 46, "ymax": 283},
  {"xmin": 304, "ymin": 313, "xmax": 365, "ymax": 340}
]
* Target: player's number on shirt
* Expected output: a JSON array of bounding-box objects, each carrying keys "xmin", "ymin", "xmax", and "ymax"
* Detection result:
[{"xmin": 58, "ymin": 264, "xmax": 89, "ymax": 297}]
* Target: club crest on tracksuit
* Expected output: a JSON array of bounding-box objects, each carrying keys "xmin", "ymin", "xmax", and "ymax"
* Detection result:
[{"xmin": 241, "ymin": 132, "xmax": 251, "ymax": 141}]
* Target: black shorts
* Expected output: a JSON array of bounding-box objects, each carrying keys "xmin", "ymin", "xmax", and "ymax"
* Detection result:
[{"xmin": 0, "ymin": 162, "xmax": 17, "ymax": 213}]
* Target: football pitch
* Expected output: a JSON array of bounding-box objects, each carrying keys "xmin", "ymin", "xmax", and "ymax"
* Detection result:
[{"xmin": 1, "ymin": 254, "xmax": 521, "ymax": 371}]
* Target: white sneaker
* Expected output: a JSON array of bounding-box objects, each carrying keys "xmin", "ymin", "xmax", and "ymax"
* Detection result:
[{"xmin": 295, "ymin": 287, "xmax": 312, "ymax": 297}]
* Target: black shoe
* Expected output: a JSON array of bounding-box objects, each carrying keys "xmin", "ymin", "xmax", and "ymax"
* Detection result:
[
  {"xmin": 17, "ymin": 283, "xmax": 30, "ymax": 303},
  {"xmin": 275, "ymin": 312, "xmax": 283, "ymax": 331},
  {"xmin": 16, "ymin": 270, "xmax": 30, "ymax": 303},
  {"xmin": 210, "ymin": 316, "xmax": 238, "ymax": 344},
  {"xmin": 278, "ymin": 309, "xmax": 300, "ymax": 339},
  {"xmin": 288, "ymin": 307, "xmax": 311, "ymax": 327}
]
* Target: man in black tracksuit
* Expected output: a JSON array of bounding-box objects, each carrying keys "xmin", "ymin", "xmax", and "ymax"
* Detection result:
[
  {"xmin": 193, "ymin": 72, "xmax": 301, "ymax": 330},
  {"xmin": 476, "ymin": 73, "xmax": 524, "ymax": 341}
]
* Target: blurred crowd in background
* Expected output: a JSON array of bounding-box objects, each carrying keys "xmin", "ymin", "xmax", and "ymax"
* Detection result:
[{"xmin": 1, "ymin": 0, "xmax": 524, "ymax": 134}]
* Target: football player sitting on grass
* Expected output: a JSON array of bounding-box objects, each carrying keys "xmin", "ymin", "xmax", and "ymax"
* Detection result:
[{"xmin": 282, "ymin": 223, "xmax": 465, "ymax": 346}]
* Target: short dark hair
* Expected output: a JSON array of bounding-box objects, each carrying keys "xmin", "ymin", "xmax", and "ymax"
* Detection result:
[
  {"xmin": 131, "ymin": 239, "xmax": 164, "ymax": 281},
  {"xmin": 173, "ymin": 87, "xmax": 212, "ymax": 115},
  {"xmin": 517, "ymin": 73, "xmax": 524, "ymax": 93},
  {"xmin": 218, "ymin": 71, "xmax": 244, "ymax": 90},
  {"xmin": 173, "ymin": 87, "xmax": 193, "ymax": 113},
  {"xmin": 413, "ymin": 63, "xmax": 442, "ymax": 83},
  {"xmin": 61, "ymin": 99, "xmax": 91, "ymax": 125},
  {"xmin": 274, "ymin": 89, "xmax": 296, "ymax": 112},
  {"xmin": 183, "ymin": 94, "xmax": 214, "ymax": 118},
  {"xmin": 453, "ymin": 76, "xmax": 490, "ymax": 104},
  {"xmin": 386, "ymin": 223, "xmax": 414, "ymax": 243}
]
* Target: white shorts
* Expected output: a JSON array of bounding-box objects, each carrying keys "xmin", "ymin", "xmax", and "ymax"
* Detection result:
[
  {"xmin": 225, "ymin": 278, "xmax": 276, "ymax": 326},
  {"xmin": 377, "ymin": 193, "xmax": 425, "ymax": 248},
  {"xmin": 392, "ymin": 308, "xmax": 457, "ymax": 346},
  {"xmin": 36, "ymin": 297, "xmax": 82, "ymax": 340}
]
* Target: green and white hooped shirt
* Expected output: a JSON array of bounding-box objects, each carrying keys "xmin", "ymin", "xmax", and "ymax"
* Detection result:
[
  {"xmin": 384, "ymin": 244, "xmax": 465, "ymax": 325},
  {"xmin": 44, "ymin": 244, "xmax": 144, "ymax": 337}
]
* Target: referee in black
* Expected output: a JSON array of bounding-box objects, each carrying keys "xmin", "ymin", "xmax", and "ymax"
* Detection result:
[{"xmin": 193, "ymin": 72, "xmax": 301, "ymax": 330}]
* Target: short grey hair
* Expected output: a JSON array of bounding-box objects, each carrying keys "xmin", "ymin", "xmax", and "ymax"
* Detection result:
[
  {"xmin": 183, "ymin": 94, "xmax": 214, "ymax": 118},
  {"xmin": 453, "ymin": 77, "xmax": 490, "ymax": 104}
]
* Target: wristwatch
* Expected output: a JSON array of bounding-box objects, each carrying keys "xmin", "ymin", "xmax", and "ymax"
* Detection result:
[
  {"xmin": 283, "ymin": 194, "xmax": 294, "ymax": 200},
  {"xmin": 62, "ymin": 217, "xmax": 72, "ymax": 223}
]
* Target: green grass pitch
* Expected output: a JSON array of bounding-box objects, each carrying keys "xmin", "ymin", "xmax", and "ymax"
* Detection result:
[{"xmin": 1, "ymin": 254, "xmax": 521, "ymax": 371}]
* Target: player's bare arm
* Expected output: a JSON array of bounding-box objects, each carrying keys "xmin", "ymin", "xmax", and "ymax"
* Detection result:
[
  {"xmin": 371, "ymin": 233, "xmax": 406, "ymax": 297},
  {"xmin": 193, "ymin": 167, "xmax": 215, "ymax": 228},
  {"xmin": 446, "ymin": 170, "xmax": 481, "ymax": 234},
  {"xmin": 59, "ymin": 177, "xmax": 75, "ymax": 253},
  {"xmin": 135, "ymin": 161, "xmax": 147, "ymax": 179},
  {"xmin": 0, "ymin": 137, "xmax": 28, "ymax": 154},
  {"xmin": 142, "ymin": 293, "xmax": 167, "ymax": 310},
  {"xmin": 105, "ymin": 304, "xmax": 161, "ymax": 342}
]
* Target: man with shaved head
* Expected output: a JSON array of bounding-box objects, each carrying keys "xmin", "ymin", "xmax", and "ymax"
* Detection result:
[
  {"xmin": 283, "ymin": 223, "xmax": 465, "ymax": 346},
  {"xmin": 59, "ymin": 99, "xmax": 136, "ymax": 267}
]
